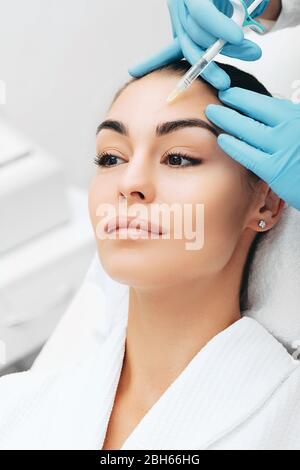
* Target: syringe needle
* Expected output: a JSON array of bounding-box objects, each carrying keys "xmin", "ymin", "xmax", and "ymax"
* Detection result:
[{"xmin": 166, "ymin": 87, "xmax": 184, "ymax": 104}]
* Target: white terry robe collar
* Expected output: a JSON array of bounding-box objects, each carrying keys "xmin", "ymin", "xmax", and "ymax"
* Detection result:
[
  {"xmin": 2, "ymin": 277, "xmax": 298, "ymax": 450},
  {"xmin": 100, "ymin": 293, "xmax": 297, "ymax": 450},
  {"xmin": 44, "ymin": 281, "xmax": 297, "ymax": 451}
]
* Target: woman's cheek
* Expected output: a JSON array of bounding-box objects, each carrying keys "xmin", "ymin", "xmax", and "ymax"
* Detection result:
[
  {"xmin": 88, "ymin": 179, "xmax": 97, "ymax": 228},
  {"xmin": 88, "ymin": 177, "xmax": 108, "ymax": 232},
  {"xmin": 193, "ymin": 171, "xmax": 248, "ymax": 271}
]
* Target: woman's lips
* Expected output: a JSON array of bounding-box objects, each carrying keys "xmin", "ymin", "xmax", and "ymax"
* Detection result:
[{"xmin": 105, "ymin": 215, "xmax": 166, "ymax": 235}]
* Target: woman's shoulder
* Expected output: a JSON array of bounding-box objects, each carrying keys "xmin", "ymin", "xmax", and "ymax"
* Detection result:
[
  {"xmin": 0, "ymin": 366, "xmax": 60, "ymax": 398},
  {"xmin": 0, "ymin": 365, "xmax": 64, "ymax": 448},
  {"xmin": 0, "ymin": 364, "xmax": 69, "ymax": 425},
  {"xmin": 278, "ymin": 361, "xmax": 300, "ymax": 397},
  {"xmin": 263, "ymin": 361, "xmax": 300, "ymax": 428},
  {"xmin": 0, "ymin": 334, "xmax": 102, "ymax": 403},
  {"xmin": 245, "ymin": 363, "xmax": 300, "ymax": 449},
  {"xmin": 0, "ymin": 337, "xmax": 103, "ymax": 447}
]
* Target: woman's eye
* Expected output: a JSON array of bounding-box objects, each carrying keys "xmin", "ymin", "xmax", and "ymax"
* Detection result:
[
  {"xmin": 164, "ymin": 152, "xmax": 202, "ymax": 168},
  {"xmin": 94, "ymin": 153, "xmax": 125, "ymax": 168},
  {"xmin": 94, "ymin": 152, "xmax": 202, "ymax": 168}
]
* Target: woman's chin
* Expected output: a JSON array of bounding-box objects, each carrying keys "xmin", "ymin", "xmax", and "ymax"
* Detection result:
[{"xmin": 98, "ymin": 253, "xmax": 171, "ymax": 288}]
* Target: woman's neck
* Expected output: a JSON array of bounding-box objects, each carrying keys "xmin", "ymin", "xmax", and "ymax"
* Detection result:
[{"xmin": 121, "ymin": 271, "xmax": 242, "ymax": 405}]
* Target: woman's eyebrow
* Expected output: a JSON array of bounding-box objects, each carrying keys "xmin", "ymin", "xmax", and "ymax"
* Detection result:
[{"xmin": 96, "ymin": 118, "xmax": 219, "ymax": 138}]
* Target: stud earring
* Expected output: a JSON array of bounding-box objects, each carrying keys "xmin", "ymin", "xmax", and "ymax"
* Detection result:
[{"xmin": 258, "ymin": 219, "xmax": 267, "ymax": 229}]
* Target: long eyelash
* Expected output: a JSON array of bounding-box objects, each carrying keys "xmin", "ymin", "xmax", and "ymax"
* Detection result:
[
  {"xmin": 93, "ymin": 151, "xmax": 116, "ymax": 167},
  {"xmin": 93, "ymin": 151, "xmax": 202, "ymax": 168},
  {"xmin": 164, "ymin": 151, "xmax": 202, "ymax": 167}
]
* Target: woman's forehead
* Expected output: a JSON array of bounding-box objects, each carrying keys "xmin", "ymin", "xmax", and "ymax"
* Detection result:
[{"xmin": 107, "ymin": 72, "xmax": 221, "ymax": 125}]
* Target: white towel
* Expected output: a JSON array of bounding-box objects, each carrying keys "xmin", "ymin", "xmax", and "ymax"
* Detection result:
[{"xmin": 244, "ymin": 204, "xmax": 300, "ymax": 353}]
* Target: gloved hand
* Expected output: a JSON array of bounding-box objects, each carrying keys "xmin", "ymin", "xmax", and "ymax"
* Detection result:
[
  {"xmin": 205, "ymin": 87, "xmax": 300, "ymax": 211},
  {"xmin": 128, "ymin": 0, "xmax": 269, "ymax": 90}
]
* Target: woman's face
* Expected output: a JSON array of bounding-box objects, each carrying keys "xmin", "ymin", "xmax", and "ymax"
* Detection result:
[{"xmin": 89, "ymin": 71, "xmax": 264, "ymax": 289}]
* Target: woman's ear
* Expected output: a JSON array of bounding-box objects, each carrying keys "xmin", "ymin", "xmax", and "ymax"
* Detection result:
[{"xmin": 248, "ymin": 181, "xmax": 286, "ymax": 233}]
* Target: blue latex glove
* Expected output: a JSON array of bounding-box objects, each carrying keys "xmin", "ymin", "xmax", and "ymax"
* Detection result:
[
  {"xmin": 128, "ymin": 0, "xmax": 269, "ymax": 90},
  {"xmin": 205, "ymin": 87, "xmax": 300, "ymax": 211}
]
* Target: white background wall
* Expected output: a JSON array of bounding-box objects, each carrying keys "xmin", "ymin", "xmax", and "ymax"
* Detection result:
[{"xmin": 0, "ymin": 0, "xmax": 299, "ymax": 189}]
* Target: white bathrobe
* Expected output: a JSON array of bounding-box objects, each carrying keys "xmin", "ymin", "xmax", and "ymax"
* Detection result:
[{"xmin": 0, "ymin": 274, "xmax": 300, "ymax": 450}]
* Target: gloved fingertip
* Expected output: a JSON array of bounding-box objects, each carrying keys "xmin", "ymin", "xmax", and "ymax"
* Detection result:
[
  {"xmin": 205, "ymin": 104, "xmax": 222, "ymax": 120},
  {"xmin": 218, "ymin": 87, "xmax": 238, "ymax": 103},
  {"xmin": 217, "ymin": 133, "xmax": 237, "ymax": 152},
  {"xmin": 218, "ymin": 89, "xmax": 227, "ymax": 101},
  {"xmin": 199, "ymin": 60, "xmax": 231, "ymax": 91},
  {"xmin": 208, "ymin": 71, "xmax": 230, "ymax": 91},
  {"xmin": 216, "ymin": 74, "xmax": 231, "ymax": 91},
  {"xmin": 217, "ymin": 133, "xmax": 228, "ymax": 146},
  {"xmin": 128, "ymin": 65, "xmax": 143, "ymax": 77},
  {"xmin": 201, "ymin": 74, "xmax": 230, "ymax": 91},
  {"xmin": 242, "ymin": 43, "xmax": 262, "ymax": 61},
  {"xmin": 226, "ymin": 26, "xmax": 244, "ymax": 46},
  {"xmin": 230, "ymin": 28, "xmax": 244, "ymax": 46}
]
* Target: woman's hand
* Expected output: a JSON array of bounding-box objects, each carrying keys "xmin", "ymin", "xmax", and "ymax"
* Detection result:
[
  {"xmin": 205, "ymin": 87, "xmax": 300, "ymax": 211},
  {"xmin": 128, "ymin": 0, "xmax": 269, "ymax": 90}
]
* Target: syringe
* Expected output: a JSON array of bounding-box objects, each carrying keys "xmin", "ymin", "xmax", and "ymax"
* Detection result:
[{"xmin": 166, "ymin": 0, "xmax": 265, "ymax": 104}]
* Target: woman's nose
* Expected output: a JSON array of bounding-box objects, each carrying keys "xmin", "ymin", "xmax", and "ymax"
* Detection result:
[
  {"xmin": 117, "ymin": 157, "xmax": 156, "ymax": 203},
  {"xmin": 118, "ymin": 181, "xmax": 155, "ymax": 203}
]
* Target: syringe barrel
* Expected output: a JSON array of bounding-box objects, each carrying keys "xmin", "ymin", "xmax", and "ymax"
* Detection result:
[
  {"xmin": 183, "ymin": 58, "xmax": 210, "ymax": 85},
  {"xmin": 182, "ymin": 38, "xmax": 226, "ymax": 86}
]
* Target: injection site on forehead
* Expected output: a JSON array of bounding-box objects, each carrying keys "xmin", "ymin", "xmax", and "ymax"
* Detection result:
[{"xmin": 96, "ymin": 72, "xmax": 221, "ymax": 140}]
